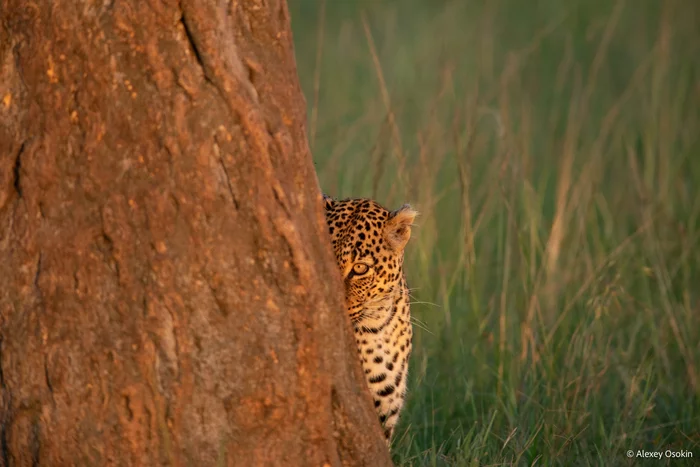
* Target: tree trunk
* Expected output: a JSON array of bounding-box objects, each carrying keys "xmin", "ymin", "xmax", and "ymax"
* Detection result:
[{"xmin": 0, "ymin": 1, "xmax": 392, "ymax": 465}]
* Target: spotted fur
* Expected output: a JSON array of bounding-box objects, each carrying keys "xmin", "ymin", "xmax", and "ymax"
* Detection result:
[{"xmin": 323, "ymin": 194, "xmax": 416, "ymax": 444}]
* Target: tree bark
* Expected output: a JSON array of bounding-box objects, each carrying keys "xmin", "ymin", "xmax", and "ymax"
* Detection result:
[{"xmin": 0, "ymin": 1, "xmax": 392, "ymax": 465}]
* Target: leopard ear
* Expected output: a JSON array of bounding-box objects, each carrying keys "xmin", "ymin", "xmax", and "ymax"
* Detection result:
[
  {"xmin": 384, "ymin": 204, "xmax": 417, "ymax": 252},
  {"xmin": 322, "ymin": 193, "xmax": 336, "ymax": 211}
]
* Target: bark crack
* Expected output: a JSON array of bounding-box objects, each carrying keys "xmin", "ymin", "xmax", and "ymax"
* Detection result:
[
  {"xmin": 271, "ymin": 183, "xmax": 290, "ymax": 216},
  {"xmin": 205, "ymin": 279, "xmax": 228, "ymax": 317},
  {"xmin": 177, "ymin": 3, "xmax": 253, "ymax": 113},
  {"xmin": 179, "ymin": 10, "xmax": 215, "ymax": 87},
  {"xmin": 12, "ymin": 142, "xmax": 25, "ymax": 198},
  {"xmin": 12, "ymin": 41, "xmax": 29, "ymax": 96},
  {"xmin": 218, "ymin": 158, "xmax": 239, "ymax": 210},
  {"xmin": 123, "ymin": 395, "xmax": 134, "ymax": 421},
  {"xmin": 162, "ymin": 304, "xmax": 181, "ymax": 376},
  {"xmin": 33, "ymin": 253, "xmax": 47, "ymax": 318},
  {"xmin": 44, "ymin": 356, "xmax": 54, "ymax": 397},
  {"xmin": 34, "ymin": 253, "xmax": 42, "ymax": 293}
]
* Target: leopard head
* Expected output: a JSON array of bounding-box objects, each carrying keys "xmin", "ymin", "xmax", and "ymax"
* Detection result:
[{"xmin": 323, "ymin": 194, "xmax": 417, "ymax": 328}]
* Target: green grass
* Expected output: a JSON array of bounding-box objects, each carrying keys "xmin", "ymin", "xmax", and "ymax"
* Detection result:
[{"xmin": 289, "ymin": 0, "xmax": 700, "ymax": 464}]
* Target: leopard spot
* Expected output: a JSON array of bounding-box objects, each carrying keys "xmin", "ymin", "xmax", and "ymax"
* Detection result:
[{"xmin": 369, "ymin": 373, "xmax": 387, "ymax": 384}]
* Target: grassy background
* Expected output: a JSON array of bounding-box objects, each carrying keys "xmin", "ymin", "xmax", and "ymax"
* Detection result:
[{"xmin": 288, "ymin": 0, "xmax": 700, "ymax": 465}]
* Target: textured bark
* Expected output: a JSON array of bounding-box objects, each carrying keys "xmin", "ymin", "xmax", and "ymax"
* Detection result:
[{"xmin": 0, "ymin": 0, "xmax": 392, "ymax": 465}]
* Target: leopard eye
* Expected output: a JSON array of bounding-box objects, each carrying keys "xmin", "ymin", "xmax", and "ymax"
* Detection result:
[{"xmin": 352, "ymin": 263, "xmax": 370, "ymax": 275}]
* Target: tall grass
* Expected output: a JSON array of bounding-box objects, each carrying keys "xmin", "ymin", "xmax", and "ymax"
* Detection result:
[{"xmin": 289, "ymin": 0, "xmax": 700, "ymax": 464}]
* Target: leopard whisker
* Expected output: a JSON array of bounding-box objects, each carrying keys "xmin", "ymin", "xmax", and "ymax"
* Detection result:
[
  {"xmin": 408, "ymin": 317, "xmax": 434, "ymax": 335},
  {"xmin": 408, "ymin": 299, "xmax": 440, "ymax": 308}
]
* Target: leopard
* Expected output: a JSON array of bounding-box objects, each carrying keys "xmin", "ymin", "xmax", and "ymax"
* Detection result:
[{"xmin": 323, "ymin": 194, "xmax": 417, "ymax": 445}]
